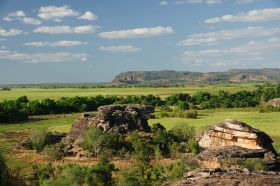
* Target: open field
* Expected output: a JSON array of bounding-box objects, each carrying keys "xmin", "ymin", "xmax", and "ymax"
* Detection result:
[
  {"xmin": 0, "ymin": 84, "xmax": 257, "ymax": 101},
  {"xmin": 1, "ymin": 108, "xmax": 280, "ymax": 154}
]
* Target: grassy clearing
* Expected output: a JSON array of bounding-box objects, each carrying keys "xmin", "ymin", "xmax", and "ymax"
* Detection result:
[
  {"xmin": 150, "ymin": 109, "xmax": 280, "ymax": 153},
  {"xmin": 1, "ymin": 109, "xmax": 279, "ymax": 154},
  {"xmin": 0, "ymin": 84, "xmax": 256, "ymax": 101}
]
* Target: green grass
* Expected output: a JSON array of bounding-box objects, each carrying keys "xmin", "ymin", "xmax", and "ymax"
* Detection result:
[
  {"xmin": 0, "ymin": 84, "xmax": 256, "ymax": 101},
  {"xmin": 150, "ymin": 109, "xmax": 280, "ymax": 153},
  {"xmin": 1, "ymin": 108, "xmax": 279, "ymax": 154}
]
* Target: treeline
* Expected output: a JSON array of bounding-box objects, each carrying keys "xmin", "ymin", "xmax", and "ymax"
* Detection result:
[{"xmin": 0, "ymin": 83, "xmax": 279, "ymax": 123}]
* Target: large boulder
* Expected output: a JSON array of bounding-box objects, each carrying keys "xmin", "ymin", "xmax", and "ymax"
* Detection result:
[
  {"xmin": 198, "ymin": 119, "xmax": 275, "ymax": 151},
  {"xmin": 268, "ymin": 98, "xmax": 280, "ymax": 108},
  {"xmin": 62, "ymin": 104, "xmax": 154, "ymax": 156},
  {"xmin": 191, "ymin": 119, "xmax": 279, "ymax": 170}
]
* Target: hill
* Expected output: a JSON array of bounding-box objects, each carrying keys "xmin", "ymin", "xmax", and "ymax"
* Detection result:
[{"xmin": 112, "ymin": 68, "xmax": 280, "ymax": 84}]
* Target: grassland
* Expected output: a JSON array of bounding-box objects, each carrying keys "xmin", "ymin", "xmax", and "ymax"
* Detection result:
[
  {"xmin": 1, "ymin": 108, "xmax": 280, "ymax": 181},
  {"xmin": 0, "ymin": 84, "xmax": 256, "ymax": 101},
  {"xmin": 1, "ymin": 109, "xmax": 280, "ymax": 154}
]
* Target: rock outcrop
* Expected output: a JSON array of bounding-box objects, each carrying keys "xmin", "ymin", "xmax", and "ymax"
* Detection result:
[
  {"xmin": 191, "ymin": 119, "xmax": 279, "ymax": 170},
  {"xmin": 268, "ymin": 98, "xmax": 280, "ymax": 108},
  {"xmin": 62, "ymin": 105, "xmax": 154, "ymax": 156},
  {"xmin": 174, "ymin": 168, "xmax": 280, "ymax": 186},
  {"xmin": 198, "ymin": 119, "xmax": 275, "ymax": 151}
]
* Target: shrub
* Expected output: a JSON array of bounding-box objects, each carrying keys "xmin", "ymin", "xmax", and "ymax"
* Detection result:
[
  {"xmin": 185, "ymin": 110, "xmax": 198, "ymax": 119},
  {"xmin": 241, "ymin": 158, "xmax": 268, "ymax": 171},
  {"xmin": 43, "ymin": 143, "xmax": 65, "ymax": 160},
  {"xmin": 159, "ymin": 111, "xmax": 170, "ymax": 118},
  {"xmin": 40, "ymin": 157, "xmax": 115, "ymax": 186},
  {"xmin": 171, "ymin": 124, "xmax": 195, "ymax": 142},
  {"xmin": 30, "ymin": 129, "xmax": 51, "ymax": 152},
  {"xmin": 117, "ymin": 166, "xmax": 150, "ymax": 186},
  {"xmin": 159, "ymin": 105, "xmax": 172, "ymax": 112},
  {"xmin": 0, "ymin": 152, "xmax": 8, "ymax": 186},
  {"xmin": 177, "ymin": 101, "xmax": 189, "ymax": 111},
  {"xmin": 187, "ymin": 139, "xmax": 201, "ymax": 155}
]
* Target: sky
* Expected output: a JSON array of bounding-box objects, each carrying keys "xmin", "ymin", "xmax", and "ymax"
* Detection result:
[{"xmin": 0, "ymin": 0, "xmax": 280, "ymax": 84}]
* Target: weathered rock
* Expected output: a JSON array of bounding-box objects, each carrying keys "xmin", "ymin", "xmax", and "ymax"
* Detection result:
[
  {"xmin": 191, "ymin": 119, "xmax": 279, "ymax": 170},
  {"xmin": 173, "ymin": 169, "xmax": 280, "ymax": 186},
  {"xmin": 199, "ymin": 119, "xmax": 275, "ymax": 151},
  {"xmin": 268, "ymin": 98, "xmax": 280, "ymax": 108},
  {"xmin": 62, "ymin": 104, "xmax": 154, "ymax": 156},
  {"xmin": 18, "ymin": 139, "xmax": 33, "ymax": 150}
]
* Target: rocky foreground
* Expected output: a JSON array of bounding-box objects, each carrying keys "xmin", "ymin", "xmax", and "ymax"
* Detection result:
[{"xmin": 172, "ymin": 168, "xmax": 280, "ymax": 186}]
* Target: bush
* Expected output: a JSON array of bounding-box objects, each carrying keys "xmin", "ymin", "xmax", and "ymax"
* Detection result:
[
  {"xmin": 43, "ymin": 143, "xmax": 65, "ymax": 160},
  {"xmin": 152, "ymin": 158, "xmax": 196, "ymax": 182},
  {"xmin": 117, "ymin": 166, "xmax": 150, "ymax": 186},
  {"xmin": 241, "ymin": 158, "xmax": 268, "ymax": 171},
  {"xmin": 30, "ymin": 129, "xmax": 51, "ymax": 152},
  {"xmin": 187, "ymin": 139, "xmax": 201, "ymax": 155},
  {"xmin": 0, "ymin": 152, "xmax": 8, "ymax": 186},
  {"xmin": 40, "ymin": 157, "xmax": 115, "ymax": 186},
  {"xmin": 177, "ymin": 101, "xmax": 189, "ymax": 111},
  {"xmin": 171, "ymin": 124, "xmax": 195, "ymax": 142},
  {"xmin": 185, "ymin": 110, "xmax": 198, "ymax": 119}
]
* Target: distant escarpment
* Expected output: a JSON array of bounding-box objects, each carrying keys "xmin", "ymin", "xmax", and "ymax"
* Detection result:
[{"xmin": 112, "ymin": 68, "xmax": 280, "ymax": 84}]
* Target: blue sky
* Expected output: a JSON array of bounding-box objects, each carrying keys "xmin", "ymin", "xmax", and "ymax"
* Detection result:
[{"xmin": 0, "ymin": 0, "xmax": 280, "ymax": 84}]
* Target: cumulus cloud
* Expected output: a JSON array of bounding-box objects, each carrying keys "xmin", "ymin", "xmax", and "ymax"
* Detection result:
[
  {"xmin": 78, "ymin": 11, "xmax": 98, "ymax": 20},
  {"xmin": 205, "ymin": 8, "xmax": 280, "ymax": 23},
  {"xmin": 21, "ymin": 17, "xmax": 42, "ymax": 25},
  {"xmin": 3, "ymin": 11, "xmax": 26, "ymax": 21},
  {"xmin": 0, "ymin": 27, "xmax": 23, "ymax": 36},
  {"xmin": 235, "ymin": 0, "xmax": 259, "ymax": 4},
  {"xmin": 176, "ymin": 0, "xmax": 223, "ymax": 5},
  {"xmin": 0, "ymin": 49, "xmax": 89, "ymax": 63},
  {"xmin": 177, "ymin": 27, "xmax": 280, "ymax": 46},
  {"xmin": 38, "ymin": 5, "xmax": 79, "ymax": 22},
  {"xmin": 23, "ymin": 40, "xmax": 88, "ymax": 47},
  {"xmin": 99, "ymin": 45, "xmax": 142, "ymax": 53},
  {"xmin": 160, "ymin": 1, "xmax": 168, "ymax": 5},
  {"xmin": 98, "ymin": 26, "xmax": 173, "ymax": 39},
  {"xmin": 33, "ymin": 25, "xmax": 99, "ymax": 34},
  {"xmin": 3, "ymin": 10, "xmax": 42, "ymax": 25},
  {"xmin": 182, "ymin": 38, "xmax": 280, "ymax": 66}
]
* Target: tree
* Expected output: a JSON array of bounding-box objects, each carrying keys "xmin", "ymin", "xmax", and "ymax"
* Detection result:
[
  {"xmin": 131, "ymin": 136, "xmax": 153, "ymax": 178},
  {"xmin": 177, "ymin": 101, "xmax": 189, "ymax": 110}
]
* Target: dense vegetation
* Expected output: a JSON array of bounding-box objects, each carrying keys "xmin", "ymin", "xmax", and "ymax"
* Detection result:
[
  {"xmin": 30, "ymin": 123, "xmax": 198, "ymax": 185},
  {"xmin": 0, "ymin": 83, "xmax": 279, "ymax": 123}
]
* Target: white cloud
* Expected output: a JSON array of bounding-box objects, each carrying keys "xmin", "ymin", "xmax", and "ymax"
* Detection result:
[
  {"xmin": 78, "ymin": 11, "xmax": 98, "ymax": 20},
  {"xmin": 3, "ymin": 10, "xmax": 42, "ymax": 25},
  {"xmin": 3, "ymin": 11, "xmax": 26, "ymax": 21},
  {"xmin": 177, "ymin": 27, "xmax": 280, "ymax": 46},
  {"xmin": 235, "ymin": 0, "xmax": 259, "ymax": 4},
  {"xmin": 0, "ymin": 49, "xmax": 89, "ymax": 63},
  {"xmin": 23, "ymin": 40, "xmax": 88, "ymax": 47},
  {"xmin": 182, "ymin": 38, "xmax": 280, "ymax": 66},
  {"xmin": 99, "ymin": 45, "xmax": 142, "ymax": 53},
  {"xmin": 176, "ymin": 0, "xmax": 223, "ymax": 5},
  {"xmin": 0, "ymin": 27, "xmax": 23, "ymax": 36},
  {"xmin": 21, "ymin": 17, "xmax": 42, "ymax": 25},
  {"xmin": 98, "ymin": 26, "xmax": 173, "ymax": 39},
  {"xmin": 205, "ymin": 8, "xmax": 280, "ymax": 23},
  {"xmin": 33, "ymin": 25, "xmax": 99, "ymax": 34},
  {"xmin": 0, "ymin": 39, "xmax": 6, "ymax": 41},
  {"xmin": 38, "ymin": 5, "xmax": 79, "ymax": 21},
  {"xmin": 160, "ymin": 1, "xmax": 168, "ymax": 5}
]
